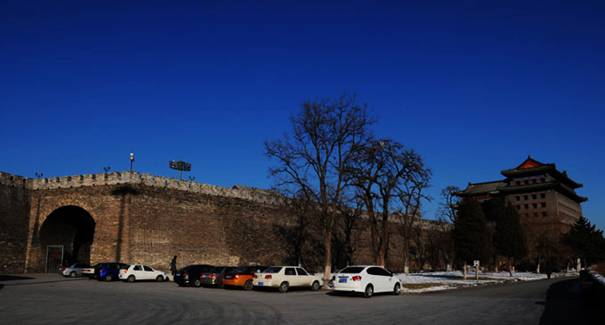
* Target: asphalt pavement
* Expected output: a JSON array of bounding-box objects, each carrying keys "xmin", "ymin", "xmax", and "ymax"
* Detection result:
[{"xmin": 0, "ymin": 274, "xmax": 598, "ymax": 324}]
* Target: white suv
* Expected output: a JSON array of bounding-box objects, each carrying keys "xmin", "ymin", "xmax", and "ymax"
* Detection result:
[
  {"xmin": 332, "ymin": 265, "xmax": 401, "ymax": 298},
  {"xmin": 252, "ymin": 266, "xmax": 322, "ymax": 293},
  {"xmin": 119, "ymin": 264, "xmax": 167, "ymax": 282}
]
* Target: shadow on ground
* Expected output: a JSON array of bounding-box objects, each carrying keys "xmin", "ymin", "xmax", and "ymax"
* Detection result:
[
  {"xmin": 539, "ymin": 279, "xmax": 603, "ymax": 324},
  {"xmin": 0, "ymin": 275, "xmax": 34, "ymax": 281}
]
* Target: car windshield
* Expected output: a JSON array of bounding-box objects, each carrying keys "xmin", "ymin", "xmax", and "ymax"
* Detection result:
[
  {"xmin": 339, "ymin": 267, "xmax": 365, "ymax": 274},
  {"xmin": 263, "ymin": 267, "xmax": 282, "ymax": 273}
]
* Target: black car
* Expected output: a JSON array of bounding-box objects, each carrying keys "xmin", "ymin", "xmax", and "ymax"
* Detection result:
[{"xmin": 174, "ymin": 264, "xmax": 214, "ymax": 287}]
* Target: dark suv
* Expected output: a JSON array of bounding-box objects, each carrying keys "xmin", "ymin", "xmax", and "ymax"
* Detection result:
[
  {"xmin": 95, "ymin": 262, "xmax": 129, "ymax": 281},
  {"xmin": 174, "ymin": 264, "xmax": 214, "ymax": 287}
]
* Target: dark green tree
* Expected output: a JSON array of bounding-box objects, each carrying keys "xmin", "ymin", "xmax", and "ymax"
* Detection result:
[
  {"xmin": 453, "ymin": 199, "xmax": 491, "ymax": 272},
  {"xmin": 564, "ymin": 216, "xmax": 605, "ymax": 266},
  {"xmin": 493, "ymin": 202, "xmax": 527, "ymax": 272}
]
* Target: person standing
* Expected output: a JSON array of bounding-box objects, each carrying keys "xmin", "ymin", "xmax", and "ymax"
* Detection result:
[{"xmin": 170, "ymin": 255, "xmax": 177, "ymax": 276}]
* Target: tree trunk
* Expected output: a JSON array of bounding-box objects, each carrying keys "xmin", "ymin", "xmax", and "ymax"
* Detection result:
[
  {"xmin": 376, "ymin": 247, "xmax": 385, "ymax": 266},
  {"xmin": 463, "ymin": 263, "xmax": 467, "ymax": 280},
  {"xmin": 322, "ymin": 230, "xmax": 332, "ymax": 288}
]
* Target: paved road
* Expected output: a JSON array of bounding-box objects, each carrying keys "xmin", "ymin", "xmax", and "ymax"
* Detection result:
[{"xmin": 0, "ymin": 275, "xmax": 596, "ymax": 324}]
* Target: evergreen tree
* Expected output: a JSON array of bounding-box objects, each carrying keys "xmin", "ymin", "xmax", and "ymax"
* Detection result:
[
  {"xmin": 564, "ymin": 216, "xmax": 605, "ymax": 266},
  {"xmin": 494, "ymin": 202, "xmax": 527, "ymax": 271},
  {"xmin": 453, "ymin": 199, "xmax": 490, "ymax": 268}
]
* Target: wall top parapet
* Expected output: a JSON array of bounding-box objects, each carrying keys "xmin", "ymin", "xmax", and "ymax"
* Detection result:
[{"xmin": 0, "ymin": 171, "xmax": 280, "ymax": 205}]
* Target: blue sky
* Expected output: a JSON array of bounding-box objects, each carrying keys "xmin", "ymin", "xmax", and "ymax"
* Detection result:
[{"xmin": 1, "ymin": 1, "xmax": 604, "ymax": 229}]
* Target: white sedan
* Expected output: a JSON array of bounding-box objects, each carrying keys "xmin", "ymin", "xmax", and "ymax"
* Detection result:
[
  {"xmin": 332, "ymin": 265, "xmax": 401, "ymax": 298},
  {"xmin": 253, "ymin": 266, "xmax": 322, "ymax": 293},
  {"xmin": 119, "ymin": 264, "xmax": 167, "ymax": 282},
  {"xmin": 60, "ymin": 263, "xmax": 91, "ymax": 277}
]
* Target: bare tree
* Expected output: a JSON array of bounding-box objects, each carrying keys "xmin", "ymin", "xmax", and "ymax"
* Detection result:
[
  {"xmin": 437, "ymin": 185, "xmax": 461, "ymax": 223},
  {"xmin": 346, "ymin": 139, "xmax": 431, "ymax": 267},
  {"xmin": 265, "ymin": 95, "xmax": 371, "ymax": 285},
  {"xmin": 394, "ymin": 151, "xmax": 431, "ymax": 272}
]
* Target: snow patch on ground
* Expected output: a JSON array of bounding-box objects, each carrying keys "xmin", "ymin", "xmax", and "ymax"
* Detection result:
[
  {"xmin": 396, "ymin": 270, "xmax": 575, "ymax": 293},
  {"xmin": 401, "ymin": 284, "xmax": 454, "ymax": 294}
]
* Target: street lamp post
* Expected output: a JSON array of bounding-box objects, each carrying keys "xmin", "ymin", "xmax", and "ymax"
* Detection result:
[{"xmin": 129, "ymin": 152, "xmax": 135, "ymax": 172}]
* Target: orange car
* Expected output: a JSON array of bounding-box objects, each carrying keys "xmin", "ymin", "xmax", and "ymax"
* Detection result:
[{"xmin": 222, "ymin": 266, "xmax": 267, "ymax": 290}]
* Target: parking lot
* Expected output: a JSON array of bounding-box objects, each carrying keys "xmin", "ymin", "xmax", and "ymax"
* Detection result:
[{"xmin": 0, "ymin": 274, "xmax": 579, "ymax": 324}]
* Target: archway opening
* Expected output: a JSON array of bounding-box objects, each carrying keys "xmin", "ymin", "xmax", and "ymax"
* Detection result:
[{"xmin": 39, "ymin": 206, "xmax": 95, "ymax": 272}]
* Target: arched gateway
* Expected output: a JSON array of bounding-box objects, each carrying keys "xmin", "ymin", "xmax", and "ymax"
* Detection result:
[{"xmin": 38, "ymin": 206, "xmax": 95, "ymax": 272}]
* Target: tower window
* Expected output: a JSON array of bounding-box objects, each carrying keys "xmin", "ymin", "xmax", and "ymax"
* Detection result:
[
  {"xmin": 541, "ymin": 202, "xmax": 546, "ymax": 208},
  {"xmin": 540, "ymin": 193, "xmax": 546, "ymax": 199},
  {"xmin": 532, "ymin": 194, "xmax": 537, "ymax": 199}
]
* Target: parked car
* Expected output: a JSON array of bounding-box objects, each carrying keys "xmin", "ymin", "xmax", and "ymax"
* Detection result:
[
  {"xmin": 59, "ymin": 263, "xmax": 91, "ymax": 277},
  {"xmin": 81, "ymin": 264, "xmax": 97, "ymax": 279},
  {"xmin": 222, "ymin": 266, "xmax": 267, "ymax": 290},
  {"xmin": 174, "ymin": 264, "xmax": 214, "ymax": 287},
  {"xmin": 332, "ymin": 265, "xmax": 401, "ymax": 298},
  {"xmin": 95, "ymin": 262, "xmax": 130, "ymax": 281},
  {"xmin": 252, "ymin": 266, "xmax": 322, "ymax": 293},
  {"xmin": 119, "ymin": 264, "xmax": 167, "ymax": 282},
  {"xmin": 201, "ymin": 266, "xmax": 236, "ymax": 287}
]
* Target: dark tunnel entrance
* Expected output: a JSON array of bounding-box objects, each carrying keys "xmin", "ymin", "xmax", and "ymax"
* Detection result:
[{"xmin": 39, "ymin": 206, "xmax": 95, "ymax": 272}]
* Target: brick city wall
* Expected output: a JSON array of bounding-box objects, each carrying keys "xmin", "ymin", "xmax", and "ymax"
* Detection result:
[
  {"xmin": 0, "ymin": 171, "xmax": 301, "ymax": 273},
  {"xmin": 0, "ymin": 173, "xmax": 31, "ymax": 273}
]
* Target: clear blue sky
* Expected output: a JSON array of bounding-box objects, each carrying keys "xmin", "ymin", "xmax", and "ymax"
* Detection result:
[{"xmin": 1, "ymin": 1, "xmax": 604, "ymax": 229}]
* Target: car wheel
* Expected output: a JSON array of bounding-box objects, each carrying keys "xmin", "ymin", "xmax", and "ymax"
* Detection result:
[
  {"xmin": 364, "ymin": 284, "xmax": 374, "ymax": 298},
  {"xmin": 70, "ymin": 271, "xmax": 77, "ymax": 278},
  {"xmin": 156, "ymin": 275, "xmax": 164, "ymax": 282},
  {"xmin": 127, "ymin": 275, "xmax": 135, "ymax": 282},
  {"xmin": 105, "ymin": 274, "xmax": 113, "ymax": 281},
  {"xmin": 194, "ymin": 279, "xmax": 202, "ymax": 287},
  {"xmin": 311, "ymin": 281, "xmax": 320, "ymax": 291},
  {"xmin": 279, "ymin": 282, "xmax": 289, "ymax": 293},
  {"xmin": 244, "ymin": 280, "xmax": 253, "ymax": 290},
  {"xmin": 393, "ymin": 283, "xmax": 401, "ymax": 295}
]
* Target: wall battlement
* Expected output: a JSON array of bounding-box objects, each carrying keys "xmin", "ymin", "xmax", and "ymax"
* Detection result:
[
  {"xmin": 0, "ymin": 171, "xmax": 278, "ymax": 205},
  {"xmin": 0, "ymin": 172, "xmax": 29, "ymax": 188}
]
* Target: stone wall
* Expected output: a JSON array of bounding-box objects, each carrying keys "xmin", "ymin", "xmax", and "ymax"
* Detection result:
[{"xmin": 0, "ymin": 173, "xmax": 31, "ymax": 273}]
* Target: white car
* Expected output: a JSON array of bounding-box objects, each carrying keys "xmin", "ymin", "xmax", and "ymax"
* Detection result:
[
  {"xmin": 252, "ymin": 266, "xmax": 322, "ymax": 293},
  {"xmin": 60, "ymin": 263, "xmax": 91, "ymax": 277},
  {"xmin": 119, "ymin": 264, "xmax": 167, "ymax": 282},
  {"xmin": 332, "ymin": 265, "xmax": 401, "ymax": 298}
]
